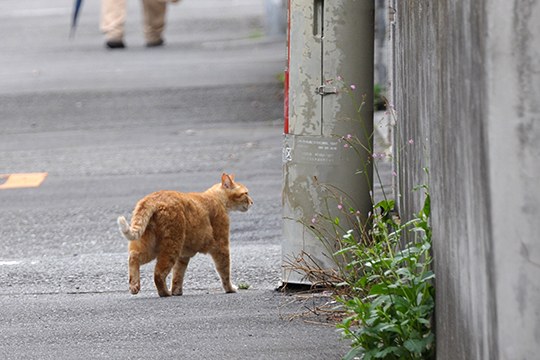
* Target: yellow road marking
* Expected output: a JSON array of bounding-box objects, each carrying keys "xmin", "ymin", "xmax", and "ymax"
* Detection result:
[{"xmin": 0, "ymin": 173, "xmax": 48, "ymax": 190}]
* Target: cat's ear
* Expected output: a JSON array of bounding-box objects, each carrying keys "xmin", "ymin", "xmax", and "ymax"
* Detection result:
[{"xmin": 221, "ymin": 173, "xmax": 234, "ymax": 189}]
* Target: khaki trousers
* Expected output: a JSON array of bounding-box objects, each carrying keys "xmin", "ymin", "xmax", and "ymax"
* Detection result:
[{"xmin": 101, "ymin": 0, "xmax": 176, "ymax": 43}]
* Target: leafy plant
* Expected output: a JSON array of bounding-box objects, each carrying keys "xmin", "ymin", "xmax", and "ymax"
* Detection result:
[{"xmin": 336, "ymin": 194, "xmax": 435, "ymax": 360}]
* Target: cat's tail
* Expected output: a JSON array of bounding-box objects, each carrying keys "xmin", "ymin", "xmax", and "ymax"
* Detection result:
[{"xmin": 117, "ymin": 203, "xmax": 154, "ymax": 241}]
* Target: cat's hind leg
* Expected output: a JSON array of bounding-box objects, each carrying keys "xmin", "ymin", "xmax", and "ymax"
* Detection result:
[
  {"xmin": 128, "ymin": 251, "xmax": 141, "ymax": 294},
  {"xmin": 171, "ymin": 256, "xmax": 190, "ymax": 296},
  {"xmin": 210, "ymin": 249, "xmax": 237, "ymax": 294},
  {"xmin": 154, "ymin": 253, "xmax": 176, "ymax": 297},
  {"xmin": 128, "ymin": 236, "xmax": 155, "ymax": 295},
  {"xmin": 128, "ymin": 250, "xmax": 155, "ymax": 295}
]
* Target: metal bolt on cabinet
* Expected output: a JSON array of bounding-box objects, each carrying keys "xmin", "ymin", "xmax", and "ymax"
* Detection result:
[{"xmin": 282, "ymin": 0, "xmax": 374, "ymax": 285}]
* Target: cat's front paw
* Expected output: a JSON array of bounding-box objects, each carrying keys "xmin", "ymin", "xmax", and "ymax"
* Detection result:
[
  {"xmin": 157, "ymin": 289, "xmax": 172, "ymax": 297},
  {"xmin": 130, "ymin": 283, "xmax": 140, "ymax": 295},
  {"xmin": 225, "ymin": 285, "xmax": 237, "ymax": 293},
  {"xmin": 171, "ymin": 288, "xmax": 183, "ymax": 296}
]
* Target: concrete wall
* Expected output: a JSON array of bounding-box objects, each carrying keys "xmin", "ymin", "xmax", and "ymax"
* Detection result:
[
  {"xmin": 374, "ymin": 0, "xmax": 388, "ymax": 87},
  {"xmin": 391, "ymin": 0, "xmax": 540, "ymax": 359}
]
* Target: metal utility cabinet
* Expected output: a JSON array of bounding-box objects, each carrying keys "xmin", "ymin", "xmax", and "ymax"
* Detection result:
[{"xmin": 282, "ymin": 0, "xmax": 374, "ymax": 284}]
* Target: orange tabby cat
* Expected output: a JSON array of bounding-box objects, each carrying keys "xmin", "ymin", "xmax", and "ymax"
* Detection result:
[{"xmin": 117, "ymin": 173, "xmax": 253, "ymax": 297}]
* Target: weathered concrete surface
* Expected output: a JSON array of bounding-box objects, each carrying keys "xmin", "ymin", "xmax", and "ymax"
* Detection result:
[
  {"xmin": 283, "ymin": 0, "xmax": 374, "ymax": 283},
  {"xmin": 487, "ymin": 1, "xmax": 540, "ymax": 359},
  {"xmin": 391, "ymin": 0, "xmax": 540, "ymax": 359},
  {"xmin": 374, "ymin": 0, "xmax": 388, "ymax": 87}
]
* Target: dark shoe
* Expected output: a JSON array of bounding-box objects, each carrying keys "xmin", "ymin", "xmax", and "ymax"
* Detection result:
[
  {"xmin": 146, "ymin": 39, "xmax": 164, "ymax": 48},
  {"xmin": 105, "ymin": 40, "xmax": 126, "ymax": 49}
]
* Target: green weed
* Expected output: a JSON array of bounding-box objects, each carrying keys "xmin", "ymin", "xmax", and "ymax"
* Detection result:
[
  {"xmin": 336, "ymin": 194, "xmax": 435, "ymax": 360},
  {"xmin": 237, "ymin": 282, "xmax": 251, "ymax": 290}
]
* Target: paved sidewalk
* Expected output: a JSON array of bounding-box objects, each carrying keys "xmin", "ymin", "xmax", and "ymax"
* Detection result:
[{"xmin": 0, "ymin": 290, "xmax": 349, "ymax": 360}]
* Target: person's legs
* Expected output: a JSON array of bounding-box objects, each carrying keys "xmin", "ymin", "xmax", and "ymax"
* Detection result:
[
  {"xmin": 141, "ymin": 0, "xmax": 167, "ymax": 46},
  {"xmin": 100, "ymin": 0, "xmax": 127, "ymax": 48}
]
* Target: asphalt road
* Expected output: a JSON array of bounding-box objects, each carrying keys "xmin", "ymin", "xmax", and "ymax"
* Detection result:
[{"xmin": 0, "ymin": 0, "xmax": 350, "ymax": 359}]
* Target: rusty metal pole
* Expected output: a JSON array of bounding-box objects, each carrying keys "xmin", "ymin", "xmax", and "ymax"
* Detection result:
[{"xmin": 282, "ymin": 0, "xmax": 374, "ymax": 284}]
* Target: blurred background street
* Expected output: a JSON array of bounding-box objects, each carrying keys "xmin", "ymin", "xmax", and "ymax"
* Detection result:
[{"xmin": 0, "ymin": 0, "xmax": 285, "ymax": 298}]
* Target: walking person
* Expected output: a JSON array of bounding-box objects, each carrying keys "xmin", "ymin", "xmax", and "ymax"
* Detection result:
[{"xmin": 100, "ymin": 0, "xmax": 179, "ymax": 49}]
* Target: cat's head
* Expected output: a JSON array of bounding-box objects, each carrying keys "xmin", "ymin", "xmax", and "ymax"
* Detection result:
[{"xmin": 221, "ymin": 173, "xmax": 253, "ymax": 212}]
